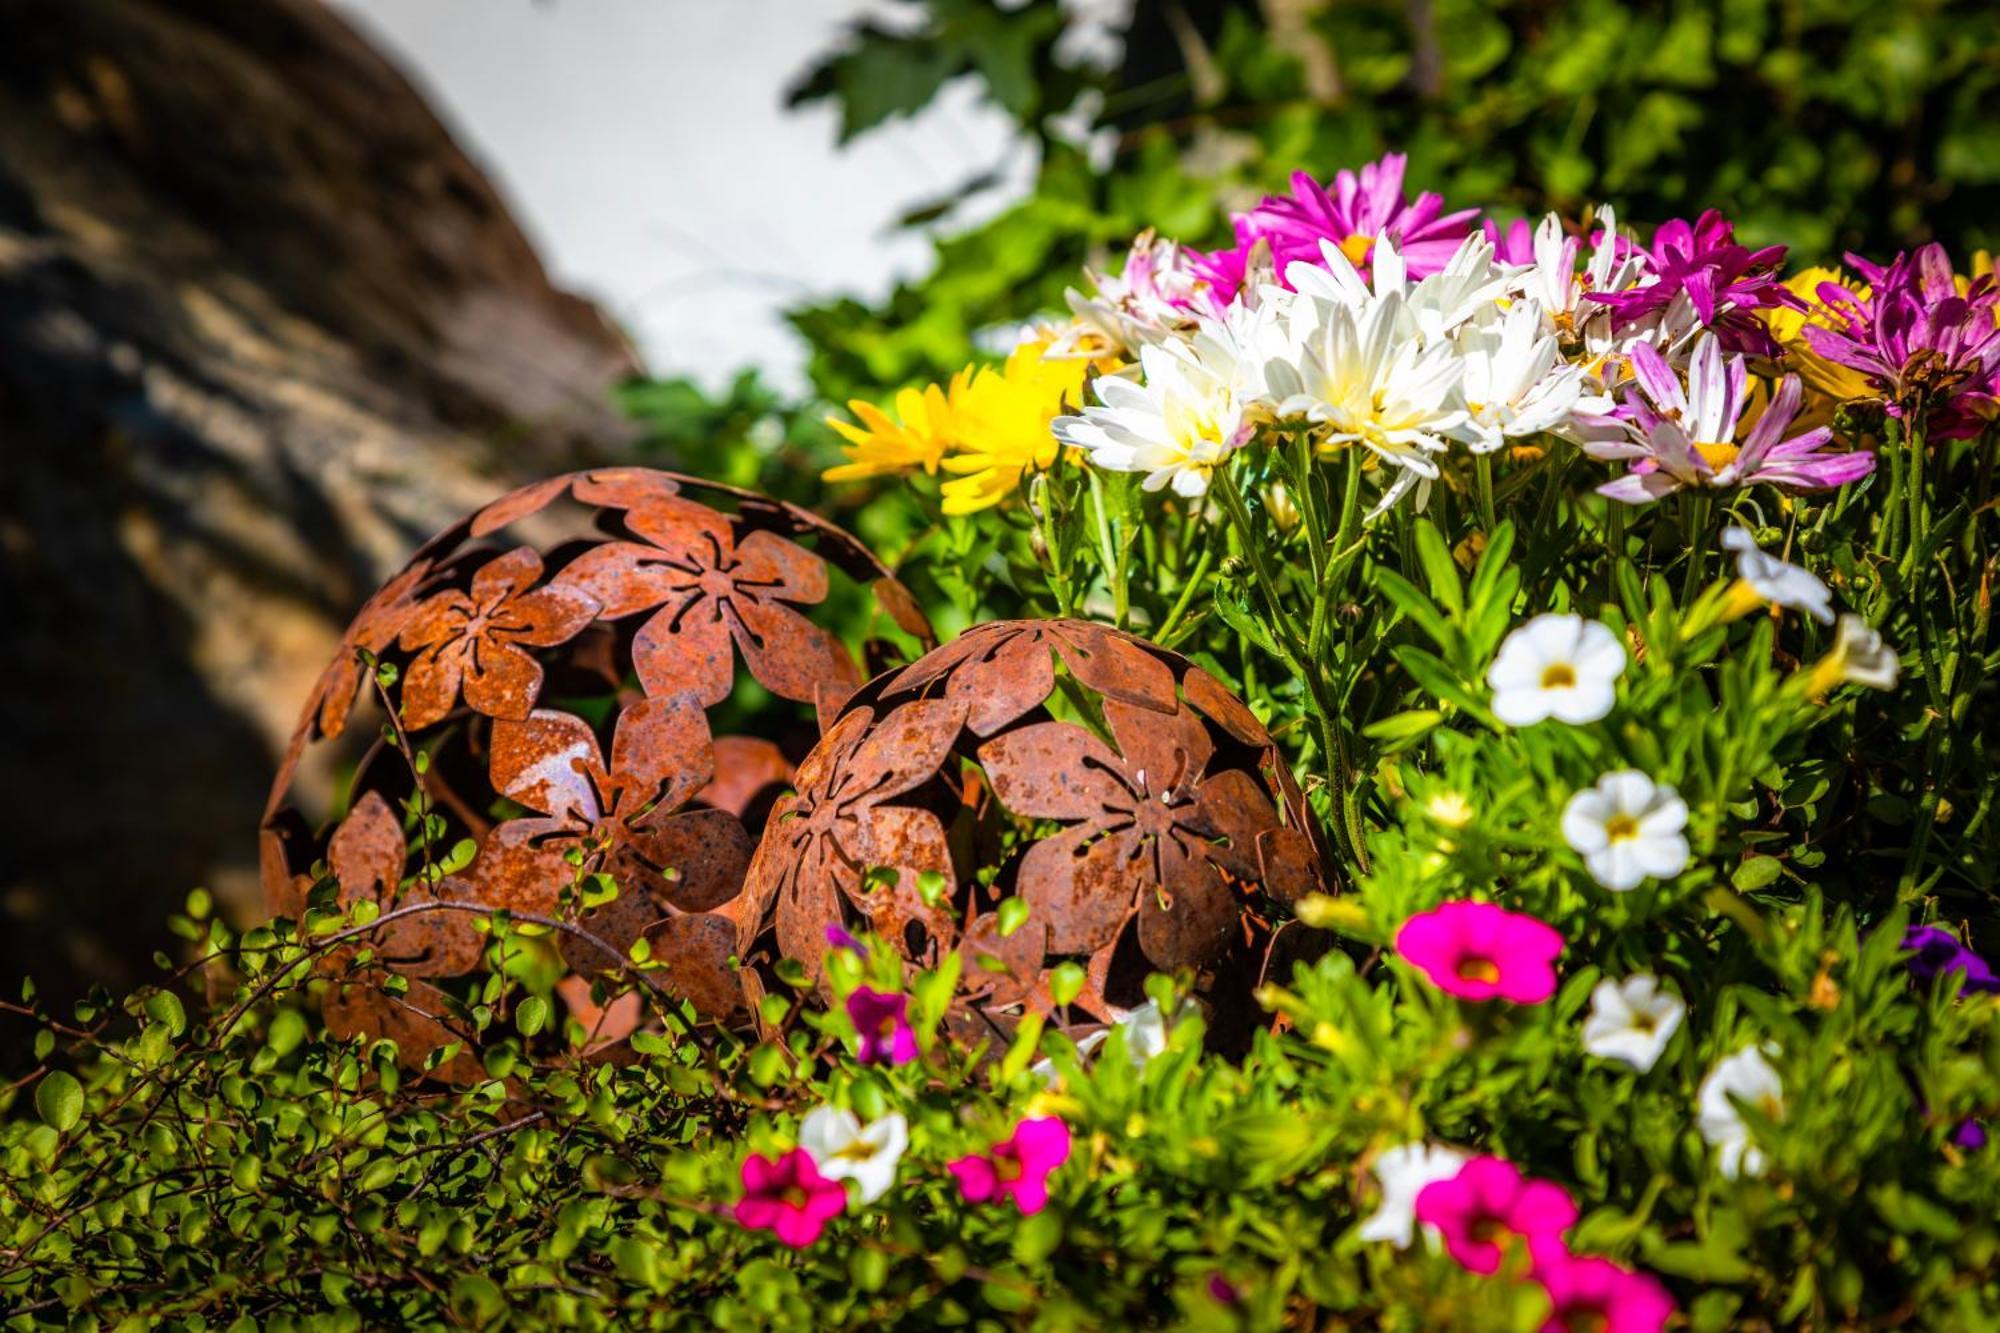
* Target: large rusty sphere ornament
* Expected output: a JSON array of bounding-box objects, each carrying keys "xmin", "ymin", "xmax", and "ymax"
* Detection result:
[
  {"xmin": 260, "ymin": 468, "xmax": 931, "ymax": 1074},
  {"xmin": 739, "ymin": 619, "xmax": 1330, "ymax": 1041}
]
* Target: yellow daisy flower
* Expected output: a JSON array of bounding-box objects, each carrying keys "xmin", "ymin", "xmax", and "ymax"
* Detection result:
[
  {"xmin": 823, "ymin": 378, "xmax": 963, "ymax": 482},
  {"xmin": 1762, "ymin": 267, "xmax": 1874, "ymax": 423},
  {"xmin": 937, "ymin": 338, "xmax": 1089, "ymax": 516}
]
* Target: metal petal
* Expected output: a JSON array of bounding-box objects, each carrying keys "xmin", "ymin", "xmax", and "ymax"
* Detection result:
[
  {"xmin": 1182, "ymin": 665, "xmax": 1272, "ymax": 746},
  {"xmin": 459, "ymin": 817, "xmax": 575, "ymax": 917},
  {"xmin": 322, "ymin": 973, "xmax": 480, "ymax": 1083},
  {"xmin": 1050, "ymin": 622, "xmax": 1179, "ymax": 715},
  {"xmin": 621, "ymin": 807, "xmax": 754, "ymax": 913},
  {"xmin": 695, "ymin": 737, "xmax": 793, "ymax": 818},
  {"xmin": 1135, "ymin": 847, "xmax": 1238, "ymax": 972},
  {"xmin": 471, "ymin": 476, "xmax": 573, "ymax": 537},
  {"xmin": 328, "ymin": 791, "xmax": 407, "ymax": 912},
  {"xmin": 622, "ymin": 492, "xmax": 737, "ymax": 561},
  {"xmin": 557, "ymin": 541, "xmax": 691, "ymax": 620},
  {"xmin": 609, "ymin": 691, "xmax": 714, "ymax": 812},
  {"xmin": 978, "ymin": 722, "xmax": 1128, "ymax": 820},
  {"xmin": 844, "ymin": 698, "xmax": 965, "ymax": 800},
  {"xmin": 468, "ymin": 546, "xmax": 546, "ymax": 607},
  {"xmin": 460, "ymin": 640, "xmax": 546, "ymax": 722},
  {"xmin": 733, "ymin": 528, "xmax": 830, "ymax": 605},
  {"xmin": 1104, "ymin": 697, "xmax": 1214, "ymax": 800},
  {"xmin": 506, "ymin": 580, "xmax": 601, "ymax": 647},
  {"xmin": 1016, "ymin": 824, "xmax": 1143, "ymax": 956},
  {"xmin": 643, "ymin": 914, "xmax": 747, "ymax": 1017},
  {"xmin": 1189, "ymin": 767, "xmax": 1277, "ymax": 881},
  {"xmin": 490, "ymin": 710, "xmax": 604, "ymax": 822},
  {"xmin": 732, "ymin": 599, "xmax": 861, "ymax": 707},
  {"xmin": 632, "ymin": 596, "xmax": 736, "ymax": 707}
]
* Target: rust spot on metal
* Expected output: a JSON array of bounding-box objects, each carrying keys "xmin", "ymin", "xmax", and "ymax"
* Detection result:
[{"xmin": 262, "ymin": 469, "xmax": 933, "ymax": 1071}]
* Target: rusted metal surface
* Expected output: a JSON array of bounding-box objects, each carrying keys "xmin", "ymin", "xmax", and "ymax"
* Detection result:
[
  {"xmin": 744, "ymin": 619, "xmax": 1333, "ymax": 1037},
  {"xmin": 262, "ymin": 469, "xmax": 931, "ymax": 1070}
]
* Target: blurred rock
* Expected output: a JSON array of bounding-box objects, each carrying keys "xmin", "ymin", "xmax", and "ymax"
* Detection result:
[{"xmin": 0, "ymin": 0, "xmax": 639, "ymax": 1000}]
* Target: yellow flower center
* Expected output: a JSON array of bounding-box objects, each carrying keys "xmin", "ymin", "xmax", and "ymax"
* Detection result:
[
  {"xmin": 1692, "ymin": 441, "xmax": 1741, "ymax": 471},
  {"xmin": 1457, "ymin": 957, "xmax": 1501, "ymax": 984},
  {"xmin": 1540, "ymin": 663, "xmax": 1577, "ymax": 689},
  {"xmin": 1603, "ymin": 813, "xmax": 1641, "ymax": 844},
  {"xmin": 1338, "ymin": 233, "xmax": 1375, "ymax": 267}
]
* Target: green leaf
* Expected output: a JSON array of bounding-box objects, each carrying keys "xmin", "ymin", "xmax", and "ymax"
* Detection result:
[
  {"xmin": 996, "ymin": 897, "xmax": 1030, "ymax": 937},
  {"xmin": 35, "ymin": 1071, "xmax": 81, "ymax": 1133},
  {"xmin": 517, "ymin": 996, "xmax": 550, "ymax": 1038}
]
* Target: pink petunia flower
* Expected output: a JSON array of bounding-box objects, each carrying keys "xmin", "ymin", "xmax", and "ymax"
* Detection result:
[
  {"xmin": 735, "ymin": 1148, "xmax": 846, "ymax": 1248},
  {"xmin": 1190, "ymin": 153, "xmax": 1477, "ymax": 303},
  {"xmin": 1396, "ymin": 901, "xmax": 1564, "ymax": 1004},
  {"xmin": 1531, "ymin": 1250, "xmax": 1677, "ymax": 1333},
  {"xmin": 846, "ymin": 986, "xmax": 917, "ymax": 1066},
  {"xmin": 1584, "ymin": 334, "xmax": 1874, "ymax": 504},
  {"xmin": 1584, "ymin": 210, "xmax": 1797, "ymax": 356},
  {"xmin": 1413, "ymin": 1156, "xmax": 1577, "ymax": 1275},
  {"xmin": 948, "ymin": 1117, "xmax": 1072, "ymax": 1215},
  {"xmin": 1802, "ymin": 244, "xmax": 2000, "ymax": 440}
]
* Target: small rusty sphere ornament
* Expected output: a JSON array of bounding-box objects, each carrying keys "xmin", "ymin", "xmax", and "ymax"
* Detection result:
[
  {"xmin": 740, "ymin": 619, "xmax": 1330, "ymax": 1041},
  {"xmin": 260, "ymin": 468, "xmax": 931, "ymax": 1074}
]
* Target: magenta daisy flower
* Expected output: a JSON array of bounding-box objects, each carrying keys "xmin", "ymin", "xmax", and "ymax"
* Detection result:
[
  {"xmin": 1413, "ymin": 1156, "xmax": 1577, "ymax": 1275},
  {"xmin": 1586, "ymin": 334, "xmax": 1874, "ymax": 503},
  {"xmin": 1586, "ymin": 210, "xmax": 1797, "ymax": 356},
  {"xmin": 1802, "ymin": 244, "xmax": 2000, "ymax": 440},
  {"xmin": 734, "ymin": 1148, "xmax": 846, "ymax": 1248},
  {"xmin": 846, "ymin": 986, "xmax": 918, "ymax": 1066},
  {"xmin": 1396, "ymin": 901, "xmax": 1563, "ymax": 1004},
  {"xmin": 1190, "ymin": 153, "xmax": 1477, "ymax": 303},
  {"xmin": 949, "ymin": 1117, "xmax": 1072, "ymax": 1215}
]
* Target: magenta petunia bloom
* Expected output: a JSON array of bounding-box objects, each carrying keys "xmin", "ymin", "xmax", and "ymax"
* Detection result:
[
  {"xmin": 948, "ymin": 1117, "xmax": 1072, "ymax": 1215},
  {"xmin": 1902, "ymin": 925, "xmax": 1999, "ymax": 996},
  {"xmin": 1189, "ymin": 153, "xmax": 1477, "ymax": 303},
  {"xmin": 846, "ymin": 986, "xmax": 917, "ymax": 1066},
  {"xmin": 824, "ymin": 922, "xmax": 869, "ymax": 958},
  {"xmin": 1396, "ymin": 901, "xmax": 1564, "ymax": 1004},
  {"xmin": 735, "ymin": 1148, "xmax": 847, "ymax": 1248},
  {"xmin": 1802, "ymin": 244, "xmax": 2000, "ymax": 440},
  {"xmin": 1483, "ymin": 216, "xmax": 1538, "ymax": 266},
  {"xmin": 1585, "ymin": 210, "xmax": 1797, "ymax": 356},
  {"xmin": 1531, "ymin": 1251, "xmax": 1676, "ymax": 1333},
  {"xmin": 1413, "ymin": 1156, "xmax": 1577, "ymax": 1275},
  {"xmin": 1585, "ymin": 334, "xmax": 1875, "ymax": 504},
  {"xmin": 1955, "ymin": 1120, "xmax": 1988, "ymax": 1152}
]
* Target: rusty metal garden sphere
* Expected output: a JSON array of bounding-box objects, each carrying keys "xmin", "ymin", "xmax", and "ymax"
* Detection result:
[
  {"xmin": 259, "ymin": 468, "xmax": 932, "ymax": 1074},
  {"xmin": 739, "ymin": 619, "xmax": 1331, "ymax": 1042}
]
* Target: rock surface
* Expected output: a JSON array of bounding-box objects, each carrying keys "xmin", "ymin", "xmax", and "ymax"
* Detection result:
[{"xmin": 0, "ymin": 0, "xmax": 639, "ymax": 997}]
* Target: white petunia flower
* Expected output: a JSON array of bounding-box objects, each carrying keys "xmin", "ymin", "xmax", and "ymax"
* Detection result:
[
  {"xmin": 1264, "ymin": 290, "xmax": 1467, "ymax": 508},
  {"xmin": 1358, "ymin": 1142, "xmax": 1470, "ymax": 1247},
  {"xmin": 1055, "ymin": 309, "xmax": 1274, "ymax": 497},
  {"xmin": 1720, "ymin": 527, "xmax": 1834, "ymax": 624},
  {"xmin": 1485, "ymin": 613, "xmax": 1626, "ymax": 726},
  {"xmin": 1831, "ymin": 614, "xmax": 1900, "ymax": 690},
  {"xmin": 1449, "ymin": 301, "xmax": 1589, "ymax": 453},
  {"xmin": 1561, "ymin": 770, "xmax": 1692, "ymax": 892},
  {"xmin": 1031, "ymin": 999, "xmax": 1174, "ymax": 1083},
  {"xmin": 1582, "ymin": 974, "xmax": 1686, "ymax": 1072},
  {"xmin": 798, "ymin": 1106, "xmax": 909, "ymax": 1205},
  {"xmin": 1697, "ymin": 1046, "xmax": 1783, "ymax": 1179}
]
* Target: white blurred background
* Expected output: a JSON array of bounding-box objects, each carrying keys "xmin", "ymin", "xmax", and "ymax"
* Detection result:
[{"xmin": 333, "ymin": 0, "xmax": 1038, "ymax": 391}]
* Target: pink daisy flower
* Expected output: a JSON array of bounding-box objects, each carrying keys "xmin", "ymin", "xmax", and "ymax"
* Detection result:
[
  {"xmin": 948, "ymin": 1117, "xmax": 1072, "ymax": 1215},
  {"xmin": 1190, "ymin": 153, "xmax": 1477, "ymax": 302},
  {"xmin": 1585, "ymin": 209, "xmax": 1797, "ymax": 356},
  {"xmin": 846, "ymin": 986, "xmax": 917, "ymax": 1066},
  {"xmin": 734, "ymin": 1148, "xmax": 846, "ymax": 1248},
  {"xmin": 1414, "ymin": 1156, "xmax": 1577, "ymax": 1275},
  {"xmin": 1396, "ymin": 901, "xmax": 1564, "ymax": 1004},
  {"xmin": 1532, "ymin": 1251, "xmax": 1676, "ymax": 1333}
]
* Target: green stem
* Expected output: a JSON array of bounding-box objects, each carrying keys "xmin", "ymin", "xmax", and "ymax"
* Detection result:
[
  {"xmin": 1475, "ymin": 453, "xmax": 1499, "ymax": 534},
  {"xmin": 1087, "ymin": 470, "xmax": 1129, "ymax": 627}
]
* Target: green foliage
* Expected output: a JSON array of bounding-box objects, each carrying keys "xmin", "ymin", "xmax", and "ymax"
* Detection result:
[{"xmin": 783, "ymin": 0, "xmax": 2000, "ymax": 402}]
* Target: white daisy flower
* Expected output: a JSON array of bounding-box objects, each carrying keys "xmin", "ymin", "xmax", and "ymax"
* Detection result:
[
  {"xmin": 1055, "ymin": 310, "xmax": 1273, "ymax": 497},
  {"xmin": 1582, "ymin": 974, "xmax": 1686, "ymax": 1072},
  {"xmin": 1485, "ymin": 613, "xmax": 1626, "ymax": 726},
  {"xmin": 798, "ymin": 1106, "xmax": 909, "ymax": 1205},
  {"xmin": 1720, "ymin": 527, "xmax": 1834, "ymax": 623},
  {"xmin": 1697, "ymin": 1046, "xmax": 1783, "ymax": 1179},
  {"xmin": 1264, "ymin": 290, "xmax": 1467, "ymax": 504},
  {"xmin": 1561, "ymin": 770, "xmax": 1692, "ymax": 892},
  {"xmin": 1358, "ymin": 1142, "xmax": 1470, "ymax": 1247},
  {"xmin": 1449, "ymin": 301, "xmax": 1589, "ymax": 453}
]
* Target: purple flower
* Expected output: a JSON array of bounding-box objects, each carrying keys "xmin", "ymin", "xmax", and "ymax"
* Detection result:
[
  {"xmin": 1586, "ymin": 210, "xmax": 1798, "ymax": 356},
  {"xmin": 845, "ymin": 986, "xmax": 918, "ymax": 1066},
  {"xmin": 1801, "ymin": 245, "xmax": 2000, "ymax": 440},
  {"xmin": 1584, "ymin": 334, "xmax": 1875, "ymax": 503},
  {"xmin": 1902, "ymin": 925, "xmax": 1999, "ymax": 996},
  {"xmin": 1954, "ymin": 1120, "xmax": 1988, "ymax": 1152},
  {"xmin": 1190, "ymin": 153, "xmax": 1477, "ymax": 303},
  {"xmin": 1483, "ymin": 216, "xmax": 1538, "ymax": 266},
  {"xmin": 1206, "ymin": 1274, "xmax": 1241, "ymax": 1306},
  {"xmin": 824, "ymin": 922, "xmax": 868, "ymax": 958}
]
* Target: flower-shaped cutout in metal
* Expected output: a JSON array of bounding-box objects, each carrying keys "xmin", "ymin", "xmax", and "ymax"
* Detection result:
[
  {"xmin": 738, "ymin": 698, "xmax": 964, "ymax": 977},
  {"xmin": 980, "ymin": 696, "xmax": 1268, "ymax": 980},
  {"xmin": 479, "ymin": 693, "xmax": 755, "ymax": 976},
  {"xmin": 397, "ymin": 546, "xmax": 599, "ymax": 729},
  {"xmin": 560, "ymin": 492, "xmax": 860, "ymax": 709},
  {"xmin": 878, "ymin": 618, "xmax": 1177, "ymax": 737}
]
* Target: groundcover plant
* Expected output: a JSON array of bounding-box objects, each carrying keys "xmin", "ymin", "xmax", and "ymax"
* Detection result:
[{"xmin": 4, "ymin": 157, "xmax": 1999, "ymax": 1330}]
